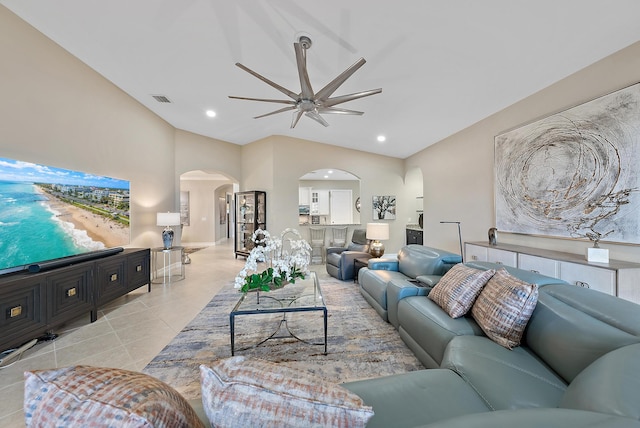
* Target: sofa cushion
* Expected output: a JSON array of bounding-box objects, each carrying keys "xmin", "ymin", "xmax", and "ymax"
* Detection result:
[
  {"xmin": 441, "ymin": 335, "xmax": 567, "ymax": 410},
  {"xmin": 429, "ymin": 264, "xmax": 495, "ymax": 318},
  {"xmin": 24, "ymin": 365, "xmax": 205, "ymax": 428},
  {"xmin": 397, "ymin": 296, "xmax": 485, "ymax": 368},
  {"xmin": 471, "ymin": 268, "xmax": 538, "ymax": 349},
  {"xmin": 525, "ymin": 284, "xmax": 640, "ymax": 383},
  {"xmin": 422, "ymin": 408, "xmax": 640, "ymax": 428},
  {"xmin": 342, "ymin": 369, "xmax": 490, "ymax": 428},
  {"xmin": 560, "ymin": 343, "xmax": 640, "ymax": 419},
  {"xmin": 200, "ymin": 357, "xmax": 374, "ymax": 428}
]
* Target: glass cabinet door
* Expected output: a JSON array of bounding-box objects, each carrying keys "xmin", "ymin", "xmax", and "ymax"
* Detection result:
[{"xmin": 235, "ymin": 191, "xmax": 266, "ymax": 258}]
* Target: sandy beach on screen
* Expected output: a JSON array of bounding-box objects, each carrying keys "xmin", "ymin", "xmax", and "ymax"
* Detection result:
[{"xmin": 36, "ymin": 186, "xmax": 129, "ymax": 248}]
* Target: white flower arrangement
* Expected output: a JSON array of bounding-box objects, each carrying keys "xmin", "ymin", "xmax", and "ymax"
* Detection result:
[{"xmin": 234, "ymin": 228, "xmax": 312, "ymax": 292}]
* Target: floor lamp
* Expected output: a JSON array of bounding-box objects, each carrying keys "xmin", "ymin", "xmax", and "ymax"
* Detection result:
[{"xmin": 440, "ymin": 221, "xmax": 464, "ymax": 262}]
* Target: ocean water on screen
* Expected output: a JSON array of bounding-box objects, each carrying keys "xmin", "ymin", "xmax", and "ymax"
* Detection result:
[{"xmin": 0, "ymin": 181, "xmax": 91, "ymax": 271}]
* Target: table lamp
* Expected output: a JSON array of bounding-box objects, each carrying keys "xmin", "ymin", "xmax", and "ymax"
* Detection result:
[
  {"xmin": 157, "ymin": 212, "xmax": 181, "ymax": 249},
  {"xmin": 367, "ymin": 223, "xmax": 389, "ymax": 258}
]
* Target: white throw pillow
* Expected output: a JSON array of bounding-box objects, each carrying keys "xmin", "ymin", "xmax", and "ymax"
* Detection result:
[{"xmin": 200, "ymin": 356, "xmax": 374, "ymax": 428}]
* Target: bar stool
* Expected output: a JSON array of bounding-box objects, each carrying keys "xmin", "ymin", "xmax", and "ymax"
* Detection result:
[
  {"xmin": 309, "ymin": 227, "xmax": 326, "ymax": 264},
  {"xmin": 330, "ymin": 226, "xmax": 348, "ymax": 247}
]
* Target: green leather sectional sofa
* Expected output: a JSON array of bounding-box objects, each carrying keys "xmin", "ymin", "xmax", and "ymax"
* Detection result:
[{"xmin": 348, "ymin": 251, "xmax": 640, "ymax": 427}]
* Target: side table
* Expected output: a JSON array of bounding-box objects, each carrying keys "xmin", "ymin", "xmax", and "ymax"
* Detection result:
[
  {"xmin": 353, "ymin": 257, "xmax": 370, "ymax": 283},
  {"xmin": 151, "ymin": 246, "xmax": 185, "ymax": 284}
]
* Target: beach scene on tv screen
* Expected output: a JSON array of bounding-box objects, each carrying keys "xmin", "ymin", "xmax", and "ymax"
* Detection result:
[{"xmin": 0, "ymin": 157, "xmax": 130, "ymax": 272}]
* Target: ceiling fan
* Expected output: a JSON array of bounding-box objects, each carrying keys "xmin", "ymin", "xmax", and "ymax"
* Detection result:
[{"xmin": 229, "ymin": 36, "xmax": 382, "ymax": 128}]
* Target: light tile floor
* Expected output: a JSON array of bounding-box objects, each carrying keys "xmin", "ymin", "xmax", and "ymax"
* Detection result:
[{"xmin": 0, "ymin": 240, "xmax": 247, "ymax": 426}]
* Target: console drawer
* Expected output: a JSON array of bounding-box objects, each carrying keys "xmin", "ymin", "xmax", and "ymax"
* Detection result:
[
  {"xmin": 95, "ymin": 256, "xmax": 127, "ymax": 305},
  {"xmin": 0, "ymin": 277, "xmax": 45, "ymax": 351},
  {"xmin": 46, "ymin": 265, "xmax": 93, "ymax": 326}
]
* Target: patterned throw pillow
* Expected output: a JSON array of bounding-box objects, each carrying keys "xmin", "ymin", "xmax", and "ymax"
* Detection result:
[
  {"xmin": 200, "ymin": 356, "xmax": 374, "ymax": 428},
  {"xmin": 24, "ymin": 366, "xmax": 205, "ymax": 428},
  {"xmin": 429, "ymin": 264, "xmax": 496, "ymax": 318},
  {"xmin": 471, "ymin": 268, "xmax": 539, "ymax": 349}
]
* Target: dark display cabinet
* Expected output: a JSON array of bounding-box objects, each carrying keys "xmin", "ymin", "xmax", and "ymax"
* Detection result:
[{"xmin": 235, "ymin": 191, "xmax": 266, "ymax": 258}]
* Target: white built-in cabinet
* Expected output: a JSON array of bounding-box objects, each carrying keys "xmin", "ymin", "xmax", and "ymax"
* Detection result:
[
  {"xmin": 465, "ymin": 242, "xmax": 640, "ymax": 304},
  {"xmin": 310, "ymin": 190, "xmax": 330, "ymax": 215},
  {"xmin": 299, "ymin": 187, "xmax": 311, "ymax": 206}
]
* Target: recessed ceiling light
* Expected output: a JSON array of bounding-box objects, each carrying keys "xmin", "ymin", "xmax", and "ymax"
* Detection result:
[
  {"xmin": 205, "ymin": 110, "xmax": 216, "ymax": 118},
  {"xmin": 328, "ymin": 170, "xmax": 333, "ymax": 174},
  {"xmin": 324, "ymin": 175, "xmax": 329, "ymax": 179},
  {"xmin": 377, "ymin": 135, "xmax": 386, "ymax": 142}
]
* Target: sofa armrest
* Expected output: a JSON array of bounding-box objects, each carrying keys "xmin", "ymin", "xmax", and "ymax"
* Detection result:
[
  {"xmin": 326, "ymin": 247, "xmax": 347, "ymax": 256},
  {"xmin": 368, "ymin": 259, "xmax": 399, "ymax": 271},
  {"xmin": 340, "ymin": 251, "xmax": 371, "ymax": 268},
  {"xmin": 387, "ymin": 279, "xmax": 429, "ymax": 329},
  {"xmin": 415, "ymin": 274, "xmax": 443, "ymax": 287}
]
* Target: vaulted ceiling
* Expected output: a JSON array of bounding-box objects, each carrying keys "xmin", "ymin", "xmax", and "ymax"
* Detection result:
[{"xmin": 3, "ymin": 1, "xmax": 640, "ymax": 158}]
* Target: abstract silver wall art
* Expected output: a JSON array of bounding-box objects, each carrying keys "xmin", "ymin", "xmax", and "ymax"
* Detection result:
[
  {"xmin": 372, "ymin": 195, "xmax": 396, "ymax": 220},
  {"xmin": 495, "ymin": 83, "xmax": 640, "ymax": 244}
]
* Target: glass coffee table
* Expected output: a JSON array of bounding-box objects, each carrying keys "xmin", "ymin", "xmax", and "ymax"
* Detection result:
[{"xmin": 229, "ymin": 271, "xmax": 327, "ymax": 356}]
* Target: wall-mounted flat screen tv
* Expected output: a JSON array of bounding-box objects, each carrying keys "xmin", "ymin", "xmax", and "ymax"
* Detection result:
[{"xmin": 0, "ymin": 156, "xmax": 130, "ymax": 275}]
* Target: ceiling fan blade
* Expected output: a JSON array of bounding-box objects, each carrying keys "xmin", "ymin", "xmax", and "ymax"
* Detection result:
[
  {"xmin": 322, "ymin": 88, "xmax": 382, "ymax": 107},
  {"xmin": 314, "ymin": 57, "xmax": 366, "ymax": 101},
  {"xmin": 253, "ymin": 105, "xmax": 297, "ymax": 119},
  {"xmin": 291, "ymin": 110, "xmax": 305, "ymax": 128},
  {"xmin": 305, "ymin": 111, "xmax": 330, "ymax": 127},
  {"xmin": 229, "ymin": 96, "xmax": 295, "ymax": 105},
  {"xmin": 317, "ymin": 107, "xmax": 364, "ymax": 115},
  {"xmin": 235, "ymin": 62, "xmax": 299, "ymax": 100},
  {"xmin": 294, "ymin": 42, "xmax": 314, "ymax": 99}
]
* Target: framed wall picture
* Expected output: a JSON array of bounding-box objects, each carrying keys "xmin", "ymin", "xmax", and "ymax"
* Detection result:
[
  {"xmin": 372, "ymin": 195, "xmax": 396, "ymax": 220},
  {"xmin": 218, "ymin": 197, "xmax": 226, "ymax": 224},
  {"xmin": 180, "ymin": 191, "xmax": 190, "ymax": 226},
  {"xmin": 495, "ymin": 83, "xmax": 640, "ymax": 244}
]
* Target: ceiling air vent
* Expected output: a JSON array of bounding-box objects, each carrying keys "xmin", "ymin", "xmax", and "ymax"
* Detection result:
[{"xmin": 152, "ymin": 94, "xmax": 172, "ymax": 103}]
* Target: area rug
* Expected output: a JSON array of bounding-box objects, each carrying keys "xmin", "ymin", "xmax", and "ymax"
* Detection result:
[{"xmin": 143, "ymin": 273, "xmax": 424, "ymax": 399}]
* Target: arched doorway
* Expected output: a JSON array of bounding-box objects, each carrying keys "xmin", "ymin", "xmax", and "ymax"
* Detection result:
[{"xmin": 179, "ymin": 170, "xmax": 237, "ymax": 246}]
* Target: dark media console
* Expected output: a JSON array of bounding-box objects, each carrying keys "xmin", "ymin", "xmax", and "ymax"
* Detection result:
[{"xmin": 0, "ymin": 248, "xmax": 150, "ymax": 352}]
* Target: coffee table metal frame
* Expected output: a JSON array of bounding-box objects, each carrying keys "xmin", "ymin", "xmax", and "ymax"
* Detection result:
[{"xmin": 229, "ymin": 271, "xmax": 327, "ymax": 356}]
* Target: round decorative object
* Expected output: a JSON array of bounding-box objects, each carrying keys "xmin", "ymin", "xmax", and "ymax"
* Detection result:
[
  {"xmin": 355, "ymin": 197, "xmax": 361, "ymax": 213},
  {"xmin": 370, "ymin": 241, "xmax": 385, "ymax": 258}
]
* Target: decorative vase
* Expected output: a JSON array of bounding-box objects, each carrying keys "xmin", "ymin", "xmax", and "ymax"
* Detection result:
[
  {"xmin": 162, "ymin": 227, "xmax": 174, "ymax": 249},
  {"xmin": 488, "ymin": 227, "xmax": 498, "ymax": 246}
]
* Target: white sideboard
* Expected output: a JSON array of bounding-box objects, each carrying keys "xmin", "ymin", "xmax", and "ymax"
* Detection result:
[{"xmin": 465, "ymin": 242, "xmax": 640, "ymax": 304}]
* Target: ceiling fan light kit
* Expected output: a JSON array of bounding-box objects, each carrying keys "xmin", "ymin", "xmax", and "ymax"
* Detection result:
[{"xmin": 229, "ymin": 36, "xmax": 381, "ymax": 128}]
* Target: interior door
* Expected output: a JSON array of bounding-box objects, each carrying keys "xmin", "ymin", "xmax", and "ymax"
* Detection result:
[{"xmin": 330, "ymin": 190, "xmax": 353, "ymax": 224}]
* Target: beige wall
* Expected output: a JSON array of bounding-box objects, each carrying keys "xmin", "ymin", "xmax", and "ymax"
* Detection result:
[
  {"xmin": 174, "ymin": 129, "xmax": 241, "ymax": 183},
  {"xmin": 244, "ymin": 136, "xmax": 408, "ymax": 252},
  {"xmin": 0, "ymin": 6, "xmax": 176, "ymax": 249},
  {"xmin": 407, "ymin": 41, "xmax": 640, "ymax": 263},
  {"xmin": 179, "ymin": 179, "xmax": 232, "ymax": 245}
]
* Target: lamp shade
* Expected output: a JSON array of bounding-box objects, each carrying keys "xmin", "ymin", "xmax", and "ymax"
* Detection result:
[
  {"xmin": 156, "ymin": 212, "xmax": 181, "ymax": 227},
  {"xmin": 366, "ymin": 223, "xmax": 389, "ymax": 241}
]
